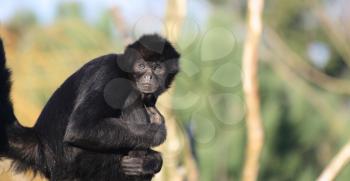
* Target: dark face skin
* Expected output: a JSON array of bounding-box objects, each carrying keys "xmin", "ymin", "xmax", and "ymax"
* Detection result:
[{"xmin": 133, "ymin": 58, "xmax": 166, "ymax": 94}]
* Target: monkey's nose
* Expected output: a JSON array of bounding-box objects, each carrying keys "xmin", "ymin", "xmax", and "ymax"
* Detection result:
[{"xmin": 145, "ymin": 74, "xmax": 153, "ymax": 80}]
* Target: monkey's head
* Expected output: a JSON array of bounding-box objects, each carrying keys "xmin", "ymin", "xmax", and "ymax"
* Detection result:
[{"xmin": 120, "ymin": 34, "xmax": 180, "ymax": 96}]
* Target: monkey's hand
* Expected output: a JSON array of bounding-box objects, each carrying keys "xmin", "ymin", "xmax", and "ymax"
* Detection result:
[
  {"xmin": 145, "ymin": 107, "xmax": 164, "ymax": 125},
  {"xmin": 121, "ymin": 150, "xmax": 162, "ymax": 176}
]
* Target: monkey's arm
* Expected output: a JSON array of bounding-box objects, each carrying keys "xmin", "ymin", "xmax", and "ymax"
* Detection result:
[{"xmin": 63, "ymin": 91, "xmax": 166, "ymax": 151}]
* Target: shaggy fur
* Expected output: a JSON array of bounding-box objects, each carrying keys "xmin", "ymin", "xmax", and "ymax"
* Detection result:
[{"xmin": 0, "ymin": 35, "xmax": 180, "ymax": 181}]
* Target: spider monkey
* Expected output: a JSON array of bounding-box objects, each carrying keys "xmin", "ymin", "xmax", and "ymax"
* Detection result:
[{"xmin": 0, "ymin": 34, "xmax": 180, "ymax": 181}]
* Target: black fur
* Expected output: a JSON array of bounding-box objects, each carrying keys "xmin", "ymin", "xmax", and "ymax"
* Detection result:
[{"xmin": 0, "ymin": 34, "xmax": 180, "ymax": 181}]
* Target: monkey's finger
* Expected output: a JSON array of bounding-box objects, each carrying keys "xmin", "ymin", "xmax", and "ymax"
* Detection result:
[
  {"xmin": 148, "ymin": 108, "xmax": 157, "ymax": 114},
  {"xmin": 124, "ymin": 171, "xmax": 141, "ymax": 176},
  {"xmin": 121, "ymin": 161, "xmax": 143, "ymax": 167},
  {"xmin": 123, "ymin": 168, "xmax": 143, "ymax": 175},
  {"xmin": 122, "ymin": 164, "xmax": 143, "ymax": 168},
  {"xmin": 122, "ymin": 160, "xmax": 142, "ymax": 164},
  {"xmin": 121, "ymin": 159, "xmax": 143, "ymax": 165},
  {"xmin": 122, "ymin": 157, "xmax": 141, "ymax": 162},
  {"xmin": 122, "ymin": 156, "xmax": 140, "ymax": 160},
  {"xmin": 122, "ymin": 165, "xmax": 142, "ymax": 170},
  {"xmin": 123, "ymin": 167, "xmax": 142, "ymax": 172}
]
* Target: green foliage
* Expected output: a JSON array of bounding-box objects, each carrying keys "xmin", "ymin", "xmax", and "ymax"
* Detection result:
[
  {"xmin": 7, "ymin": 9, "xmax": 38, "ymax": 35},
  {"xmin": 57, "ymin": 2, "xmax": 83, "ymax": 20}
]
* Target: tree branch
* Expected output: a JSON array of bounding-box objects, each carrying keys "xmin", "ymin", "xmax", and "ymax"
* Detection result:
[{"xmin": 241, "ymin": 0, "xmax": 265, "ymax": 180}]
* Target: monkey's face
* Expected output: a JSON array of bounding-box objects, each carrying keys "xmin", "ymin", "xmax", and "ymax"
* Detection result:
[{"xmin": 133, "ymin": 58, "xmax": 166, "ymax": 94}]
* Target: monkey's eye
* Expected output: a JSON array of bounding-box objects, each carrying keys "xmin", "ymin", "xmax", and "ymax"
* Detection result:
[
  {"xmin": 153, "ymin": 63, "xmax": 164, "ymax": 74},
  {"xmin": 138, "ymin": 63, "xmax": 145, "ymax": 69},
  {"xmin": 153, "ymin": 64, "xmax": 161, "ymax": 70}
]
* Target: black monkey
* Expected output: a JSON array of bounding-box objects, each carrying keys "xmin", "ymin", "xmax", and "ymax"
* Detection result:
[{"xmin": 0, "ymin": 34, "xmax": 180, "ymax": 181}]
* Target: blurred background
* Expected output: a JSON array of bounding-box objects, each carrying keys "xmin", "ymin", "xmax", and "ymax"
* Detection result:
[{"xmin": 1, "ymin": 0, "xmax": 350, "ymax": 180}]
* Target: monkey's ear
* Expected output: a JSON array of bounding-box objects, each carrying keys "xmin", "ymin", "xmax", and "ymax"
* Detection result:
[
  {"xmin": 165, "ymin": 58, "xmax": 180, "ymax": 74},
  {"xmin": 117, "ymin": 47, "xmax": 141, "ymax": 73}
]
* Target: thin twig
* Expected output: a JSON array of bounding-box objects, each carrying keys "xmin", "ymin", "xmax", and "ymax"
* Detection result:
[
  {"xmin": 262, "ymin": 47, "xmax": 347, "ymax": 137},
  {"xmin": 317, "ymin": 141, "xmax": 350, "ymax": 181},
  {"xmin": 310, "ymin": 0, "xmax": 350, "ymax": 67},
  {"xmin": 265, "ymin": 28, "xmax": 350, "ymax": 95}
]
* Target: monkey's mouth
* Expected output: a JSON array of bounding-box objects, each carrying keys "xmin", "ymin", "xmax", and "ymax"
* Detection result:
[{"xmin": 138, "ymin": 83, "xmax": 157, "ymax": 93}]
